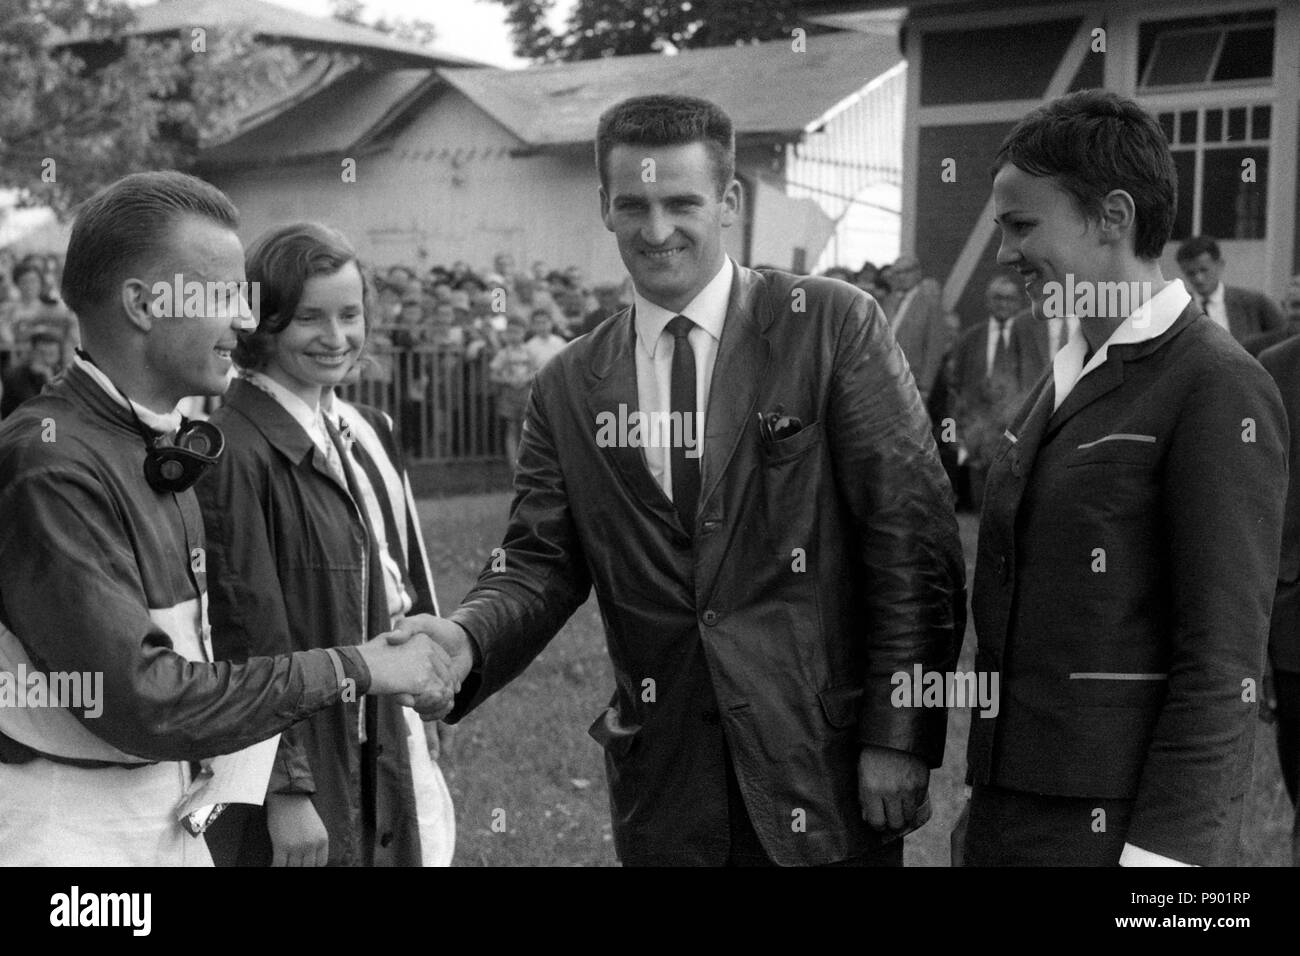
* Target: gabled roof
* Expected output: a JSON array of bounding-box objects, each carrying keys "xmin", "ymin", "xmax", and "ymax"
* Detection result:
[
  {"xmin": 201, "ymin": 68, "xmax": 440, "ymax": 168},
  {"xmin": 57, "ymin": 0, "xmax": 486, "ymax": 68},
  {"xmin": 438, "ymin": 30, "xmax": 901, "ymax": 147},
  {"xmin": 199, "ymin": 29, "xmax": 903, "ymax": 169}
]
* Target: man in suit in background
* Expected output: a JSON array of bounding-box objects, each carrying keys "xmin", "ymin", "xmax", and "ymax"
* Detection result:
[
  {"xmin": 397, "ymin": 94, "xmax": 966, "ymax": 866},
  {"xmin": 1257, "ymin": 333, "xmax": 1300, "ymax": 865},
  {"xmin": 945, "ymin": 273, "xmax": 1044, "ymax": 509},
  {"xmin": 1177, "ymin": 235, "xmax": 1285, "ymax": 356},
  {"xmin": 1250, "ymin": 277, "xmax": 1300, "ymax": 356},
  {"xmin": 884, "ymin": 254, "xmax": 958, "ymax": 406}
]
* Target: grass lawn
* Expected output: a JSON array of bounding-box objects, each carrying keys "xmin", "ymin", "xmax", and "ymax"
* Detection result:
[{"xmin": 421, "ymin": 495, "xmax": 1294, "ymax": 866}]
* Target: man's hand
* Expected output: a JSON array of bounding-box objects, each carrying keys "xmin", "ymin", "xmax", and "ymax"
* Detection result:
[
  {"xmin": 266, "ymin": 793, "xmax": 329, "ymax": 867},
  {"xmin": 387, "ymin": 614, "xmax": 475, "ymax": 688},
  {"xmin": 423, "ymin": 720, "xmax": 456, "ymax": 762},
  {"xmin": 858, "ymin": 745, "xmax": 930, "ymax": 832},
  {"xmin": 356, "ymin": 631, "xmax": 456, "ymax": 718}
]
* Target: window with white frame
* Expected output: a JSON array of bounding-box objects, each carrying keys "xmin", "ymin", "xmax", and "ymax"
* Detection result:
[
  {"xmin": 1156, "ymin": 104, "xmax": 1270, "ymax": 241},
  {"xmin": 1138, "ymin": 10, "xmax": 1275, "ymax": 89}
]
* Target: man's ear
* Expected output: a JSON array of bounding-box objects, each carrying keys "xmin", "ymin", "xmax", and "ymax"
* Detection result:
[
  {"xmin": 720, "ymin": 178, "xmax": 742, "ymax": 228},
  {"xmin": 121, "ymin": 278, "xmax": 157, "ymax": 333},
  {"xmin": 599, "ymin": 187, "xmax": 614, "ymax": 232},
  {"xmin": 1098, "ymin": 188, "xmax": 1137, "ymax": 248}
]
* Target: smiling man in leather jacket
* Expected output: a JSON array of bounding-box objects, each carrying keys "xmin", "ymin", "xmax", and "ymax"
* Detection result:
[{"xmin": 404, "ymin": 95, "xmax": 966, "ymax": 866}]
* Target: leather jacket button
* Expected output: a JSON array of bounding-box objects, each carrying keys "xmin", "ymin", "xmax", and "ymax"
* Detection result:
[
  {"xmin": 380, "ymin": 832, "xmax": 393, "ymax": 848},
  {"xmin": 997, "ymin": 555, "xmax": 1009, "ymax": 584},
  {"xmin": 1010, "ymin": 455, "xmax": 1023, "ymax": 478},
  {"xmin": 702, "ymin": 609, "xmax": 718, "ymax": 626}
]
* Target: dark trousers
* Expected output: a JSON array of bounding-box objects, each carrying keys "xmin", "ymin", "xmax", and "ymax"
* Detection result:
[{"xmin": 963, "ymin": 784, "xmax": 1133, "ymax": 866}]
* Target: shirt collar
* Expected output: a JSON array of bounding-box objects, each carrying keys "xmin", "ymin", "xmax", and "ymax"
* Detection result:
[
  {"xmin": 1053, "ymin": 278, "xmax": 1190, "ymax": 408},
  {"xmin": 634, "ymin": 256, "xmax": 733, "ymax": 359},
  {"xmin": 242, "ymin": 369, "xmax": 329, "ymax": 448},
  {"xmin": 71, "ymin": 352, "xmax": 183, "ymax": 436},
  {"xmin": 1207, "ymin": 281, "xmax": 1225, "ymax": 305}
]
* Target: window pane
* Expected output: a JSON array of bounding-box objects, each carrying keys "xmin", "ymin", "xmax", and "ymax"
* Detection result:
[
  {"xmin": 1213, "ymin": 27, "xmax": 1274, "ymax": 81},
  {"xmin": 1201, "ymin": 148, "xmax": 1268, "ymax": 239},
  {"xmin": 1171, "ymin": 150, "xmax": 1196, "ymax": 241},
  {"xmin": 1143, "ymin": 30, "xmax": 1219, "ymax": 86},
  {"xmin": 1252, "ymin": 105, "xmax": 1271, "ymax": 141},
  {"xmin": 1179, "ymin": 110, "xmax": 1198, "ymax": 144},
  {"xmin": 1159, "ymin": 112, "xmax": 1176, "ymax": 142},
  {"xmin": 1205, "ymin": 109, "xmax": 1223, "ymax": 142},
  {"xmin": 1227, "ymin": 107, "xmax": 1247, "ymax": 141}
]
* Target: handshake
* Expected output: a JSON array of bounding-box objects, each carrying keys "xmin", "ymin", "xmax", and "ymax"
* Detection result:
[{"xmin": 355, "ymin": 614, "xmax": 475, "ymax": 720}]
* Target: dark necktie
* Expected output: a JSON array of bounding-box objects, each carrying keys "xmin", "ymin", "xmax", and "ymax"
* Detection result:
[
  {"xmin": 990, "ymin": 320, "xmax": 1012, "ymax": 381},
  {"xmin": 667, "ymin": 315, "xmax": 699, "ymax": 534}
]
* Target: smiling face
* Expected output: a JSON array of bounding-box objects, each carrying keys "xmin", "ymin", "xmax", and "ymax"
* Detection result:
[
  {"xmin": 993, "ymin": 163, "xmax": 1111, "ymax": 319},
  {"xmin": 600, "ymin": 142, "xmax": 739, "ymax": 314},
  {"xmin": 141, "ymin": 215, "xmax": 247, "ymax": 398},
  {"xmin": 263, "ymin": 261, "xmax": 366, "ymax": 405}
]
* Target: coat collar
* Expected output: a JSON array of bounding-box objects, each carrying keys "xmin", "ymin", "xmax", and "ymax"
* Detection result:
[
  {"xmin": 1044, "ymin": 301, "xmax": 1200, "ymax": 442},
  {"xmin": 221, "ymin": 377, "xmax": 350, "ymax": 495},
  {"xmin": 583, "ymin": 265, "xmax": 774, "ymax": 535},
  {"xmin": 56, "ymin": 362, "xmax": 148, "ymax": 442}
]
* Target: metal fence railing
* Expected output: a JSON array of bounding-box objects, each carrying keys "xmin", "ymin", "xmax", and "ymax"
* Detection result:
[
  {"xmin": 0, "ymin": 344, "xmax": 507, "ymax": 465},
  {"xmin": 340, "ymin": 344, "xmax": 504, "ymax": 463}
]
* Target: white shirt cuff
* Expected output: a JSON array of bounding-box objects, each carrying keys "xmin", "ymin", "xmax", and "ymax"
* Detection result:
[{"xmin": 1119, "ymin": 843, "xmax": 1196, "ymax": 867}]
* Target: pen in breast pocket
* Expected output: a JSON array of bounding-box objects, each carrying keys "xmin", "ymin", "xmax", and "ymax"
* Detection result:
[{"xmin": 1003, "ymin": 430, "xmax": 1018, "ymax": 444}]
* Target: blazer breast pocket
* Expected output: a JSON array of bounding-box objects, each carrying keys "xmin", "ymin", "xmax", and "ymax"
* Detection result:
[
  {"xmin": 1066, "ymin": 433, "xmax": 1158, "ymax": 467},
  {"xmin": 760, "ymin": 419, "xmax": 823, "ymax": 465}
]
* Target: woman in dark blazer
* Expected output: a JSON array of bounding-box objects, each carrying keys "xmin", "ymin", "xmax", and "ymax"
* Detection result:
[
  {"xmin": 198, "ymin": 223, "xmax": 428, "ymax": 866},
  {"xmin": 957, "ymin": 91, "xmax": 1287, "ymax": 866}
]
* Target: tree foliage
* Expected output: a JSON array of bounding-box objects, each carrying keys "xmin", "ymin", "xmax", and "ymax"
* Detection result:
[
  {"xmin": 1, "ymin": 0, "xmax": 303, "ymax": 216},
  {"xmin": 493, "ymin": 0, "xmax": 829, "ymax": 62}
]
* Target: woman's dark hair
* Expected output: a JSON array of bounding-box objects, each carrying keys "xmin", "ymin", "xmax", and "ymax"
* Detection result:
[
  {"xmin": 235, "ymin": 222, "xmax": 371, "ymax": 371},
  {"xmin": 595, "ymin": 94, "xmax": 735, "ymax": 198},
  {"xmin": 992, "ymin": 90, "xmax": 1176, "ymax": 261}
]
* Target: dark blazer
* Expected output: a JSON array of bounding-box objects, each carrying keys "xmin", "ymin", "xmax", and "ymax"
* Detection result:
[
  {"xmin": 888, "ymin": 277, "xmax": 958, "ymax": 401},
  {"xmin": 446, "ymin": 266, "xmax": 966, "ymax": 865},
  {"xmin": 1258, "ymin": 336, "xmax": 1300, "ymax": 674},
  {"xmin": 967, "ymin": 304, "xmax": 1287, "ymax": 866},
  {"xmin": 197, "ymin": 379, "xmax": 422, "ymax": 867},
  {"xmin": 1224, "ymin": 285, "xmax": 1286, "ymax": 355}
]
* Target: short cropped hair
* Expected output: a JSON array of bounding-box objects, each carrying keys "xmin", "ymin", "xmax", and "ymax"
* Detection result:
[
  {"xmin": 235, "ymin": 222, "xmax": 371, "ymax": 371},
  {"xmin": 595, "ymin": 95, "xmax": 735, "ymax": 197},
  {"xmin": 1175, "ymin": 235, "xmax": 1222, "ymax": 263},
  {"xmin": 61, "ymin": 171, "xmax": 238, "ymax": 317},
  {"xmin": 992, "ymin": 90, "xmax": 1176, "ymax": 260}
]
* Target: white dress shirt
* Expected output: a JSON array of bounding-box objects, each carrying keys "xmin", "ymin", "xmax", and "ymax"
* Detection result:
[
  {"xmin": 633, "ymin": 256, "xmax": 732, "ymax": 499},
  {"xmin": 1045, "ymin": 316, "xmax": 1079, "ymax": 358},
  {"xmin": 1053, "ymin": 279, "xmax": 1191, "ymax": 413},
  {"xmin": 1048, "ymin": 277, "xmax": 1195, "ymax": 867}
]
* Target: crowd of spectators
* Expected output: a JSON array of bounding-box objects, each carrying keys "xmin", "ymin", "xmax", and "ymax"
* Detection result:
[{"xmin": 349, "ymin": 252, "xmax": 632, "ymax": 461}]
